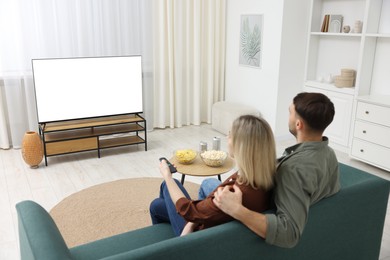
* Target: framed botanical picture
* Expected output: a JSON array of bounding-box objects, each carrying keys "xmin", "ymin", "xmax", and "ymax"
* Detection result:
[{"xmin": 239, "ymin": 14, "xmax": 263, "ymax": 68}]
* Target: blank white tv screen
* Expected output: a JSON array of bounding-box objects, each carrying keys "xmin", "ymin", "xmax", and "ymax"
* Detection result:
[{"xmin": 32, "ymin": 56, "xmax": 143, "ymax": 123}]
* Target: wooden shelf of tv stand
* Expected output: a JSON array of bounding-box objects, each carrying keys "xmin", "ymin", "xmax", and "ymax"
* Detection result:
[
  {"xmin": 43, "ymin": 114, "xmax": 145, "ymax": 132},
  {"xmin": 99, "ymin": 136, "xmax": 145, "ymax": 149},
  {"xmin": 41, "ymin": 114, "xmax": 147, "ymax": 165}
]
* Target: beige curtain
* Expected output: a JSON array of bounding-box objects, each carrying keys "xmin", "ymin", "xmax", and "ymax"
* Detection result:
[
  {"xmin": 0, "ymin": 83, "xmax": 10, "ymax": 149},
  {"xmin": 152, "ymin": 0, "xmax": 226, "ymax": 129}
]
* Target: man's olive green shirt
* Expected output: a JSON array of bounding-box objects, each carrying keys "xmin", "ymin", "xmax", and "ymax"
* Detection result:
[{"xmin": 265, "ymin": 137, "xmax": 340, "ymax": 248}]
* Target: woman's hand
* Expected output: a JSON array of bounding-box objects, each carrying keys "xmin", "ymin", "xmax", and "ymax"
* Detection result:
[
  {"xmin": 180, "ymin": 222, "xmax": 198, "ymax": 236},
  {"xmin": 158, "ymin": 159, "xmax": 185, "ymax": 205},
  {"xmin": 159, "ymin": 160, "xmax": 173, "ymax": 180}
]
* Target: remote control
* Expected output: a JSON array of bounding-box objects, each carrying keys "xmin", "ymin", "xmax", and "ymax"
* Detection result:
[{"xmin": 159, "ymin": 157, "xmax": 177, "ymax": 173}]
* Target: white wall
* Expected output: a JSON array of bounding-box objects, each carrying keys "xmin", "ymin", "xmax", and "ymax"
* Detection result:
[
  {"xmin": 225, "ymin": 0, "xmax": 310, "ymax": 137},
  {"xmin": 274, "ymin": 0, "xmax": 311, "ymax": 137},
  {"xmin": 225, "ymin": 0, "xmax": 284, "ymax": 129}
]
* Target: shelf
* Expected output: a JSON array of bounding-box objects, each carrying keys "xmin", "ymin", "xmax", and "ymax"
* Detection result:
[
  {"xmin": 45, "ymin": 137, "xmax": 98, "ymax": 156},
  {"xmin": 99, "ymin": 136, "xmax": 145, "ymax": 149},
  {"xmin": 44, "ymin": 124, "xmax": 144, "ymax": 142},
  {"xmin": 45, "ymin": 128, "xmax": 95, "ymax": 142},
  {"xmin": 94, "ymin": 124, "xmax": 144, "ymax": 137},
  {"xmin": 43, "ymin": 114, "xmax": 144, "ymax": 132},
  {"xmin": 311, "ymin": 33, "xmax": 390, "ymax": 38},
  {"xmin": 365, "ymin": 33, "xmax": 390, "ymax": 38},
  {"xmin": 305, "ymin": 34, "xmax": 361, "ymax": 83},
  {"xmin": 310, "ymin": 32, "xmax": 362, "ymax": 37},
  {"xmin": 305, "ymin": 80, "xmax": 355, "ymax": 95},
  {"xmin": 357, "ymin": 95, "xmax": 390, "ymax": 107}
]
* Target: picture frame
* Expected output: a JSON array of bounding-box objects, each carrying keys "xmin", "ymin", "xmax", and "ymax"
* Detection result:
[
  {"xmin": 239, "ymin": 14, "xmax": 263, "ymax": 68},
  {"xmin": 328, "ymin": 15, "xmax": 343, "ymax": 33}
]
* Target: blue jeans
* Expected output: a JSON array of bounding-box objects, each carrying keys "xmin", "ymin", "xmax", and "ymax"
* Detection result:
[
  {"xmin": 149, "ymin": 178, "xmax": 221, "ymax": 236},
  {"xmin": 198, "ymin": 178, "xmax": 221, "ymax": 199},
  {"xmin": 149, "ymin": 179, "xmax": 192, "ymax": 236}
]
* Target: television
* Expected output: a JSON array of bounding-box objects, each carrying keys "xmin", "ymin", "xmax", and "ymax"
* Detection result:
[{"xmin": 32, "ymin": 56, "xmax": 143, "ymax": 124}]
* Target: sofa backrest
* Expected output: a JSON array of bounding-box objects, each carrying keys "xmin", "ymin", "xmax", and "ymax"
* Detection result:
[{"xmin": 339, "ymin": 163, "xmax": 381, "ymax": 188}]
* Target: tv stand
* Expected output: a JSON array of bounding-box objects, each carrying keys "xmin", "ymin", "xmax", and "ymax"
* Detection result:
[{"xmin": 39, "ymin": 114, "xmax": 147, "ymax": 166}]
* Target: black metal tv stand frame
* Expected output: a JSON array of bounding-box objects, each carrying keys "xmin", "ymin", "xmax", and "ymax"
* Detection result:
[{"xmin": 39, "ymin": 113, "xmax": 147, "ymax": 166}]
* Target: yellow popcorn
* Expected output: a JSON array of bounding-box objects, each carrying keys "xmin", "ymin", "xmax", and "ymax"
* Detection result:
[{"xmin": 175, "ymin": 149, "xmax": 197, "ymax": 164}]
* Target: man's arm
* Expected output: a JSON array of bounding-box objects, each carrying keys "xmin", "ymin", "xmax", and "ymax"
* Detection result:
[
  {"xmin": 213, "ymin": 184, "xmax": 268, "ymax": 238},
  {"xmin": 213, "ymin": 183, "xmax": 303, "ymax": 248}
]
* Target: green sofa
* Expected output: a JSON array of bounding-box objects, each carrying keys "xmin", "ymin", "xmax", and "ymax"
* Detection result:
[{"xmin": 16, "ymin": 163, "xmax": 389, "ymax": 260}]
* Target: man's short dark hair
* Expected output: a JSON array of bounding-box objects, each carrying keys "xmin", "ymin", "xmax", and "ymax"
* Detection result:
[{"xmin": 293, "ymin": 92, "xmax": 335, "ymax": 132}]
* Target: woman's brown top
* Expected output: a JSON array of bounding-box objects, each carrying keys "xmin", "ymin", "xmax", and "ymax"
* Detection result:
[{"xmin": 175, "ymin": 172, "xmax": 271, "ymax": 231}]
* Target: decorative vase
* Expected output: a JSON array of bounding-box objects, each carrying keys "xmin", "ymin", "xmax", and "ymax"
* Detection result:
[
  {"xmin": 22, "ymin": 131, "xmax": 43, "ymax": 168},
  {"xmin": 343, "ymin": 25, "xmax": 350, "ymax": 33},
  {"xmin": 354, "ymin": 20, "xmax": 363, "ymax": 33}
]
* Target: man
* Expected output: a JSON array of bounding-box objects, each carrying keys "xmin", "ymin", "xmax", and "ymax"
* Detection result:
[{"xmin": 208, "ymin": 92, "xmax": 340, "ymax": 248}]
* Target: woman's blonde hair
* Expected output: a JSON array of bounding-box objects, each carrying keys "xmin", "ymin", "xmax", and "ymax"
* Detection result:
[{"xmin": 231, "ymin": 115, "xmax": 276, "ymax": 190}]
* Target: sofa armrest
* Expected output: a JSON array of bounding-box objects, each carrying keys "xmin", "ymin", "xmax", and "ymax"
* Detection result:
[
  {"xmin": 16, "ymin": 200, "xmax": 72, "ymax": 260},
  {"xmin": 294, "ymin": 177, "xmax": 389, "ymax": 259}
]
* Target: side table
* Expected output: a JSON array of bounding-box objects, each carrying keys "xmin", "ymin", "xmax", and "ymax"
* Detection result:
[{"xmin": 170, "ymin": 155, "xmax": 234, "ymax": 184}]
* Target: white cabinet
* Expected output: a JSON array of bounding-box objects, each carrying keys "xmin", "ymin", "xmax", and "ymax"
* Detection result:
[
  {"xmin": 304, "ymin": 85, "xmax": 353, "ymax": 151},
  {"xmin": 326, "ymin": 91, "xmax": 354, "ymax": 148},
  {"xmin": 351, "ymin": 97, "xmax": 390, "ymax": 171},
  {"xmin": 305, "ymin": 0, "xmax": 390, "ymax": 171}
]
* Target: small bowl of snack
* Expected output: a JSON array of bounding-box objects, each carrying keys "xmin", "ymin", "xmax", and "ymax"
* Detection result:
[
  {"xmin": 174, "ymin": 149, "xmax": 198, "ymax": 164},
  {"xmin": 200, "ymin": 150, "xmax": 227, "ymax": 167}
]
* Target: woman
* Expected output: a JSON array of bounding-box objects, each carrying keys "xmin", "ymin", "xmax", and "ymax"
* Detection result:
[{"xmin": 149, "ymin": 115, "xmax": 276, "ymax": 236}]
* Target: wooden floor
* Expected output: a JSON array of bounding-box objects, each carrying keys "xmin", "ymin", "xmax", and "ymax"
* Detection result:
[{"xmin": 0, "ymin": 124, "xmax": 389, "ymax": 259}]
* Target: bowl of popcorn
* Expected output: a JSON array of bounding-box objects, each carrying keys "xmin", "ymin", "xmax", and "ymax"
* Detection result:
[
  {"xmin": 174, "ymin": 149, "xmax": 198, "ymax": 164},
  {"xmin": 200, "ymin": 150, "xmax": 228, "ymax": 167}
]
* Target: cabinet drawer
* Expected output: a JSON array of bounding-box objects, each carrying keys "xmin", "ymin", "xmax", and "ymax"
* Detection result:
[
  {"xmin": 351, "ymin": 139, "xmax": 390, "ymax": 171},
  {"xmin": 354, "ymin": 120, "xmax": 390, "ymax": 148},
  {"xmin": 356, "ymin": 102, "xmax": 390, "ymax": 127},
  {"xmin": 46, "ymin": 138, "xmax": 98, "ymax": 155}
]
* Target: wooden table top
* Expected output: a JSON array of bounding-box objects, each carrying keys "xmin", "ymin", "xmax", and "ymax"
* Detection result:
[{"xmin": 170, "ymin": 154, "xmax": 234, "ymax": 177}]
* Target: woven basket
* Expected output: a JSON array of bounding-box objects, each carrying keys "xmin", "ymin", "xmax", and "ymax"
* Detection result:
[
  {"xmin": 334, "ymin": 75, "xmax": 354, "ymax": 88},
  {"xmin": 22, "ymin": 131, "xmax": 43, "ymax": 168}
]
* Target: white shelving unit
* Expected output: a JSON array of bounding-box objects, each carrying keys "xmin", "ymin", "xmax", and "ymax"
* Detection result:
[{"xmin": 304, "ymin": 0, "xmax": 390, "ymax": 171}]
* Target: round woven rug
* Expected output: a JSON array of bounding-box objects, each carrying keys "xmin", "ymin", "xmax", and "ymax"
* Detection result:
[{"xmin": 50, "ymin": 177, "xmax": 200, "ymax": 247}]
